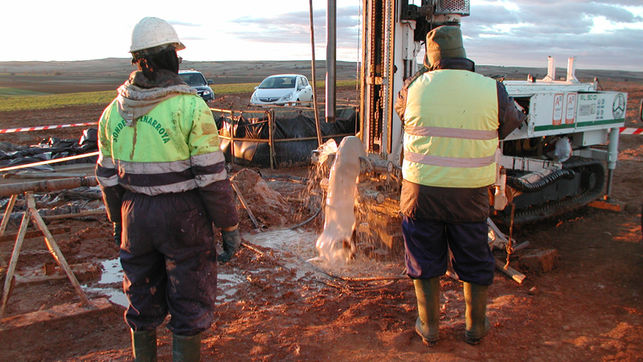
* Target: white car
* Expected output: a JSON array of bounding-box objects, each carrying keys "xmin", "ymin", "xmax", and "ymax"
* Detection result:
[{"xmin": 250, "ymin": 74, "xmax": 313, "ymax": 106}]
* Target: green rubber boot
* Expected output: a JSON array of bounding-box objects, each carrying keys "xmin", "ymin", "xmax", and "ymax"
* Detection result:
[
  {"xmin": 172, "ymin": 333, "xmax": 201, "ymax": 362},
  {"xmin": 463, "ymin": 282, "xmax": 491, "ymax": 345},
  {"xmin": 131, "ymin": 329, "xmax": 157, "ymax": 362},
  {"xmin": 413, "ymin": 277, "xmax": 440, "ymax": 345}
]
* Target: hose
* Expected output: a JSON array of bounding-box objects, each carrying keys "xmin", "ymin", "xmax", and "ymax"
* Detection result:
[
  {"xmin": 507, "ymin": 168, "xmax": 575, "ymax": 193},
  {"xmin": 288, "ymin": 204, "xmax": 322, "ymax": 230}
]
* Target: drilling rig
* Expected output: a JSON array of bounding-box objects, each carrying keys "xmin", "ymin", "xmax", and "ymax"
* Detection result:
[{"xmin": 354, "ymin": 0, "xmax": 627, "ymax": 224}]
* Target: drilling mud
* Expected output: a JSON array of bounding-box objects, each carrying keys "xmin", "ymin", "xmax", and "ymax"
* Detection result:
[{"xmin": 315, "ymin": 136, "xmax": 366, "ymax": 265}]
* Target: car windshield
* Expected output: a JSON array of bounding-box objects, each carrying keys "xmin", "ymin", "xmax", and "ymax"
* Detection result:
[
  {"xmin": 258, "ymin": 76, "xmax": 296, "ymax": 89},
  {"xmin": 180, "ymin": 73, "xmax": 206, "ymax": 86}
]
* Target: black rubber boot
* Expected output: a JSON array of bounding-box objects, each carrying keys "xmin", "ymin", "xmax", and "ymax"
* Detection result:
[
  {"xmin": 413, "ymin": 277, "xmax": 440, "ymax": 345},
  {"xmin": 463, "ymin": 282, "xmax": 491, "ymax": 345},
  {"xmin": 172, "ymin": 333, "xmax": 201, "ymax": 362},
  {"xmin": 131, "ymin": 329, "xmax": 157, "ymax": 362}
]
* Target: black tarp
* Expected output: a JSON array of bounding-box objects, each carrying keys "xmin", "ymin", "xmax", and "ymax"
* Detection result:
[
  {"xmin": 214, "ymin": 107, "xmax": 358, "ymax": 167},
  {"xmin": 0, "ymin": 128, "xmax": 98, "ymax": 170}
]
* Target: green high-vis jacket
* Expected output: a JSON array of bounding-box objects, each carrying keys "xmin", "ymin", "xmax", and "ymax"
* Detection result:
[{"xmin": 96, "ymin": 93, "xmax": 238, "ymax": 228}]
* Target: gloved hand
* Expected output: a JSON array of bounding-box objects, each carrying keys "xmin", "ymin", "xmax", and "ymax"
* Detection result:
[
  {"xmin": 113, "ymin": 222, "xmax": 122, "ymax": 247},
  {"xmin": 218, "ymin": 228, "xmax": 241, "ymax": 263}
]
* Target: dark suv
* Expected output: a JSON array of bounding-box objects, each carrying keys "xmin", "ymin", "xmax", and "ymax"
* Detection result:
[{"xmin": 179, "ymin": 70, "xmax": 215, "ymax": 102}]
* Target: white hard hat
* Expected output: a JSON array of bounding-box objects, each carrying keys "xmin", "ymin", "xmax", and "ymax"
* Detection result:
[{"xmin": 129, "ymin": 17, "xmax": 186, "ymax": 54}]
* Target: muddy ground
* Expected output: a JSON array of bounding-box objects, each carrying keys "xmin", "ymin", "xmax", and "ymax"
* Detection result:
[{"xmin": 0, "ymin": 79, "xmax": 641, "ymax": 361}]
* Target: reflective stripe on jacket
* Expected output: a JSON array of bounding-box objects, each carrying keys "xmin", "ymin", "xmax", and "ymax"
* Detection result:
[
  {"xmin": 402, "ymin": 69, "xmax": 499, "ymax": 188},
  {"xmin": 96, "ymin": 94, "xmax": 227, "ymax": 196}
]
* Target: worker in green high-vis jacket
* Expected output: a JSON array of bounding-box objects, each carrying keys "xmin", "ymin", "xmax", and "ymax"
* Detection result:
[{"xmin": 95, "ymin": 17, "xmax": 240, "ymax": 362}]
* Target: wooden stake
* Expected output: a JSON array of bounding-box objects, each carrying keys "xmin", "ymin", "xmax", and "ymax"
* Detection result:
[
  {"xmin": 494, "ymin": 258, "xmax": 526, "ymax": 284},
  {"xmin": 0, "ymin": 203, "xmax": 31, "ymax": 317},
  {"xmin": 231, "ymin": 181, "xmax": 263, "ymax": 231},
  {"xmin": 268, "ymin": 110, "xmax": 276, "ymax": 170},
  {"xmin": 0, "ymin": 194, "xmax": 18, "ymax": 268}
]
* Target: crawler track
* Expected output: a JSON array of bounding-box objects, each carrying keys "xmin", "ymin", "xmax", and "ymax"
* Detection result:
[{"xmin": 498, "ymin": 157, "xmax": 606, "ymax": 224}]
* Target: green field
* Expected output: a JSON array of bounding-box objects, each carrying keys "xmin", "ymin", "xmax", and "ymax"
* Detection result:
[
  {"xmin": 0, "ymin": 80, "xmax": 358, "ymax": 112},
  {"xmin": 0, "ymin": 87, "xmax": 49, "ymax": 97},
  {"xmin": 0, "ymin": 90, "xmax": 116, "ymax": 112}
]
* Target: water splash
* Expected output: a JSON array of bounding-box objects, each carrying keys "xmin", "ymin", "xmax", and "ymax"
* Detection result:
[{"xmin": 314, "ymin": 136, "xmax": 366, "ymax": 266}]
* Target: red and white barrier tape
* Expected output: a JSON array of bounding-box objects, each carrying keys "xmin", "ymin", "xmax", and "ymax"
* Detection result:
[
  {"xmin": 0, "ymin": 122, "xmax": 97, "ymax": 134},
  {"xmin": 620, "ymin": 127, "xmax": 643, "ymax": 135}
]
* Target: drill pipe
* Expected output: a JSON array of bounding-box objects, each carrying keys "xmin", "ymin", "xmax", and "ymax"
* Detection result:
[{"xmin": 0, "ymin": 176, "xmax": 98, "ymax": 198}]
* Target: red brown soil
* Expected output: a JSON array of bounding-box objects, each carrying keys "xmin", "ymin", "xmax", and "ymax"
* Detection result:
[{"xmin": 0, "ymin": 80, "xmax": 641, "ymax": 361}]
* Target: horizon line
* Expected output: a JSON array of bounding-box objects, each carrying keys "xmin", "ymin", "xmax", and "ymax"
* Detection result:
[{"xmin": 0, "ymin": 58, "xmax": 641, "ymax": 73}]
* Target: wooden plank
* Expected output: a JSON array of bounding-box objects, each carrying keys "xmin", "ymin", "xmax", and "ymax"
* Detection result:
[
  {"xmin": 588, "ymin": 200, "xmax": 624, "ymax": 212},
  {"xmin": 14, "ymin": 262, "xmax": 102, "ymax": 285},
  {"xmin": 0, "ymin": 227, "xmax": 71, "ymax": 242},
  {"xmin": 0, "ymin": 297, "xmax": 113, "ymax": 331},
  {"xmin": 42, "ymin": 209, "xmax": 105, "ymax": 221}
]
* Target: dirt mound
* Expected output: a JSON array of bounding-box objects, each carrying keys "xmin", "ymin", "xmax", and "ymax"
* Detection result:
[{"xmin": 231, "ymin": 168, "xmax": 292, "ymax": 229}]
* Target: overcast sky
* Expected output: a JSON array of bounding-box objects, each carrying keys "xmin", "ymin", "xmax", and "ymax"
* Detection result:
[{"xmin": 2, "ymin": 0, "xmax": 642, "ymax": 71}]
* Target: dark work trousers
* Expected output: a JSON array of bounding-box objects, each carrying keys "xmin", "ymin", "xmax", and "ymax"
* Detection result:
[
  {"xmin": 120, "ymin": 190, "xmax": 217, "ymax": 336},
  {"xmin": 402, "ymin": 216, "xmax": 494, "ymax": 285}
]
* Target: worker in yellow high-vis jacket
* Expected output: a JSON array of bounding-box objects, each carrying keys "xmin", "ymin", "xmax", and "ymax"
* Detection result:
[
  {"xmin": 95, "ymin": 17, "xmax": 239, "ymax": 361},
  {"xmin": 395, "ymin": 25, "xmax": 526, "ymax": 346}
]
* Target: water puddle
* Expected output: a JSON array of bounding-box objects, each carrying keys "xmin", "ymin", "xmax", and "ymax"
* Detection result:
[
  {"xmin": 216, "ymin": 272, "xmax": 247, "ymax": 303},
  {"xmin": 243, "ymin": 228, "xmax": 319, "ymax": 280},
  {"xmin": 82, "ymin": 258, "xmax": 128, "ymax": 308}
]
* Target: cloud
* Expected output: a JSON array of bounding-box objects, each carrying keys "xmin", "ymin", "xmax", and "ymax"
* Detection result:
[
  {"xmin": 168, "ymin": 20, "xmax": 201, "ymax": 27},
  {"xmin": 222, "ymin": 2, "xmax": 642, "ymax": 70},
  {"xmin": 229, "ymin": 6, "xmax": 360, "ymax": 48},
  {"xmin": 463, "ymin": 2, "xmax": 643, "ymax": 69},
  {"xmin": 509, "ymin": 2, "xmax": 641, "ymax": 23},
  {"xmin": 465, "ymin": 29, "xmax": 643, "ymax": 71}
]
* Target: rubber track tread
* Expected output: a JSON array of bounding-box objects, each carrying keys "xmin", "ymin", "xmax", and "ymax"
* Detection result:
[{"xmin": 501, "ymin": 157, "xmax": 606, "ymax": 224}]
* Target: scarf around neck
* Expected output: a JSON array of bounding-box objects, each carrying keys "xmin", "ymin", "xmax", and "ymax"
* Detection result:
[{"xmin": 116, "ymin": 69, "xmax": 195, "ymax": 124}]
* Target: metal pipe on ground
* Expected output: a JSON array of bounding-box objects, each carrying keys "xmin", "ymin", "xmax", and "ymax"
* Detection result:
[{"xmin": 0, "ymin": 177, "xmax": 98, "ymax": 198}]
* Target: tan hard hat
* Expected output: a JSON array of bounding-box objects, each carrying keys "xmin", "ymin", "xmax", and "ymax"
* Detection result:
[{"xmin": 129, "ymin": 17, "xmax": 186, "ymax": 54}]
